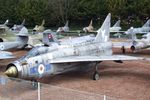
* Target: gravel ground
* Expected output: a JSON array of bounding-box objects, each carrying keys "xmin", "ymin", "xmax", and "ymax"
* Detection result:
[{"xmin": 0, "ymin": 46, "xmax": 150, "ymax": 100}]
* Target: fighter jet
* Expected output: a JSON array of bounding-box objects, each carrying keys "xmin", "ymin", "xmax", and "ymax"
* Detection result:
[
  {"xmin": 0, "ymin": 19, "xmax": 9, "ymax": 33},
  {"xmin": 115, "ymin": 32, "xmax": 150, "ymax": 53},
  {"xmin": 110, "ymin": 20, "xmax": 121, "ymax": 32},
  {"xmin": 11, "ymin": 19, "xmax": 25, "ymax": 33},
  {"xmin": 125, "ymin": 19, "xmax": 150, "ymax": 34},
  {"xmin": 5, "ymin": 13, "xmax": 143, "ymax": 86},
  {"xmin": 56, "ymin": 21, "xmax": 69, "ymax": 33},
  {"xmin": 83, "ymin": 20, "xmax": 94, "ymax": 33},
  {"xmin": 83, "ymin": 19, "xmax": 121, "ymax": 33},
  {"xmin": 0, "ymin": 27, "xmax": 29, "ymax": 51},
  {"xmin": 33, "ymin": 20, "xmax": 45, "ymax": 34}
]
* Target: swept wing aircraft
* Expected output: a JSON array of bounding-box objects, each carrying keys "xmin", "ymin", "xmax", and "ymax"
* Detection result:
[
  {"xmin": 56, "ymin": 21, "xmax": 69, "ymax": 33},
  {"xmin": 83, "ymin": 19, "xmax": 122, "ymax": 33},
  {"xmin": 11, "ymin": 19, "xmax": 25, "ymax": 33},
  {"xmin": 0, "ymin": 27, "xmax": 29, "ymax": 51},
  {"xmin": 125, "ymin": 19, "xmax": 150, "ymax": 34},
  {"xmin": 110, "ymin": 20, "xmax": 121, "ymax": 32},
  {"xmin": 33, "ymin": 20, "xmax": 45, "ymax": 34},
  {"xmin": 0, "ymin": 19, "xmax": 9, "ymax": 33},
  {"xmin": 83, "ymin": 20, "xmax": 94, "ymax": 33},
  {"xmin": 113, "ymin": 31, "xmax": 150, "ymax": 53},
  {"xmin": 5, "ymin": 13, "xmax": 144, "ymax": 86}
]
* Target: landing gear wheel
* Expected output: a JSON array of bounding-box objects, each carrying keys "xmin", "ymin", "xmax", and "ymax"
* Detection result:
[
  {"xmin": 93, "ymin": 71, "xmax": 100, "ymax": 80},
  {"xmin": 31, "ymin": 80, "xmax": 38, "ymax": 89}
]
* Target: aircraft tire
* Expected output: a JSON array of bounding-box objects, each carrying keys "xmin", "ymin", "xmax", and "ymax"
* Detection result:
[
  {"xmin": 31, "ymin": 80, "xmax": 38, "ymax": 90},
  {"xmin": 93, "ymin": 71, "xmax": 100, "ymax": 80}
]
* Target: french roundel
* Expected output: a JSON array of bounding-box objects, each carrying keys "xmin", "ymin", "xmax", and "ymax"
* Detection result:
[{"xmin": 38, "ymin": 64, "xmax": 45, "ymax": 74}]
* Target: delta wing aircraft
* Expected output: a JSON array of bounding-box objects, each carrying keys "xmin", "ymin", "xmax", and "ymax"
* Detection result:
[
  {"xmin": 33, "ymin": 20, "xmax": 45, "ymax": 34},
  {"xmin": 125, "ymin": 19, "xmax": 150, "ymax": 34},
  {"xmin": 5, "ymin": 13, "xmax": 144, "ymax": 86},
  {"xmin": 0, "ymin": 19, "xmax": 9, "ymax": 33},
  {"xmin": 0, "ymin": 27, "xmax": 29, "ymax": 51},
  {"xmin": 56, "ymin": 21, "xmax": 69, "ymax": 33},
  {"xmin": 113, "ymin": 31, "xmax": 150, "ymax": 53},
  {"xmin": 110, "ymin": 20, "xmax": 121, "ymax": 32},
  {"xmin": 11, "ymin": 19, "xmax": 25, "ymax": 33}
]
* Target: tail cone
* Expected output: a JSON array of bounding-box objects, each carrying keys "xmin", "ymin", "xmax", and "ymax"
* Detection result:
[{"xmin": 5, "ymin": 66, "xmax": 18, "ymax": 77}]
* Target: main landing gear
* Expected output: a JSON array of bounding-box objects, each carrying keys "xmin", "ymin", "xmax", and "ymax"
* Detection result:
[
  {"xmin": 92, "ymin": 62, "xmax": 101, "ymax": 80},
  {"xmin": 31, "ymin": 80, "xmax": 38, "ymax": 89}
]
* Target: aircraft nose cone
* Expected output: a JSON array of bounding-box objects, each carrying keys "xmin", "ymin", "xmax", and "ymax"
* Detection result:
[{"xmin": 5, "ymin": 66, "xmax": 18, "ymax": 77}]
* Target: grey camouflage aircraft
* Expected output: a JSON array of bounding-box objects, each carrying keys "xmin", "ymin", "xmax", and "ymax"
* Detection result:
[
  {"xmin": 0, "ymin": 27, "xmax": 29, "ymax": 51},
  {"xmin": 125, "ymin": 19, "xmax": 150, "ymax": 34},
  {"xmin": 5, "ymin": 13, "xmax": 143, "ymax": 86},
  {"xmin": 113, "ymin": 31, "xmax": 150, "ymax": 53},
  {"xmin": 0, "ymin": 19, "xmax": 9, "ymax": 33},
  {"xmin": 11, "ymin": 19, "xmax": 25, "ymax": 33}
]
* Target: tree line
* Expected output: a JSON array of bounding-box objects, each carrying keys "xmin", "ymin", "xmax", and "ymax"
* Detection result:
[{"xmin": 0, "ymin": 0, "xmax": 149, "ymax": 28}]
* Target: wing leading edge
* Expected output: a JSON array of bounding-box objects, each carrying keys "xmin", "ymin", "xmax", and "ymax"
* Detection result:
[{"xmin": 50, "ymin": 55, "xmax": 144, "ymax": 63}]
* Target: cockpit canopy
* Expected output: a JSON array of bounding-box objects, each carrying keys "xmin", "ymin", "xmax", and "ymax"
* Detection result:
[{"xmin": 19, "ymin": 46, "xmax": 49, "ymax": 61}]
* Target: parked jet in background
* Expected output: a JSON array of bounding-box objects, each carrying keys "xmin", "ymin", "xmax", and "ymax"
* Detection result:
[
  {"xmin": 5, "ymin": 13, "xmax": 143, "ymax": 86},
  {"xmin": 83, "ymin": 20, "xmax": 94, "ymax": 33},
  {"xmin": 33, "ymin": 20, "xmax": 45, "ymax": 34},
  {"xmin": 11, "ymin": 19, "xmax": 25, "ymax": 33},
  {"xmin": 56, "ymin": 21, "xmax": 69, "ymax": 33},
  {"xmin": 110, "ymin": 20, "xmax": 121, "ymax": 32},
  {"xmin": 125, "ymin": 19, "xmax": 150, "ymax": 34},
  {"xmin": 0, "ymin": 19, "xmax": 9, "ymax": 33},
  {"xmin": 0, "ymin": 27, "xmax": 28, "ymax": 51},
  {"xmin": 83, "ymin": 19, "xmax": 121, "ymax": 33}
]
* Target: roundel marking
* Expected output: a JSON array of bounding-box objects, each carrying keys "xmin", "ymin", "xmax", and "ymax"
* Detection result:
[
  {"xmin": 0, "ymin": 45, "xmax": 5, "ymax": 50},
  {"xmin": 38, "ymin": 64, "xmax": 45, "ymax": 74}
]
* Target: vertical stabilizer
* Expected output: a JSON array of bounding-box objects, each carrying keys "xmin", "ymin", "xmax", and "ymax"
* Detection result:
[
  {"xmin": 142, "ymin": 19, "xmax": 150, "ymax": 27},
  {"xmin": 95, "ymin": 13, "xmax": 111, "ymax": 42},
  {"xmin": 65, "ymin": 21, "xmax": 68, "ymax": 27},
  {"xmin": 112, "ymin": 20, "xmax": 120, "ymax": 27},
  {"xmin": 89, "ymin": 20, "xmax": 93, "ymax": 26},
  {"xmin": 4, "ymin": 20, "xmax": 9, "ymax": 25},
  {"xmin": 41, "ymin": 19, "xmax": 45, "ymax": 26},
  {"xmin": 16, "ymin": 27, "xmax": 29, "ymax": 45},
  {"xmin": 21, "ymin": 19, "xmax": 25, "ymax": 25}
]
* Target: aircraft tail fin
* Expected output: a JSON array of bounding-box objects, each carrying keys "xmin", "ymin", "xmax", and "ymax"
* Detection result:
[
  {"xmin": 16, "ymin": 27, "xmax": 29, "ymax": 45},
  {"xmin": 65, "ymin": 21, "xmax": 68, "ymax": 27},
  {"xmin": 21, "ymin": 19, "xmax": 25, "ymax": 25},
  {"xmin": 42, "ymin": 29, "xmax": 58, "ymax": 45},
  {"xmin": 142, "ymin": 19, "xmax": 150, "ymax": 27},
  {"xmin": 112, "ymin": 20, "xmax": 120, "ymax": 27},
  {"xmin": 41, "ymin": 19, "xmax": 45, "ymax": 26},
  {"xmin": 4, "ymin": 20, "xmax": 9, "ymax": 25},
  {"xmin": 89, "ymin": 20, "xmax": 93, "ymax": 26},
  {"xmin": 95, "ymin": 13, "xmax": 111, "ymax": 42}
]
